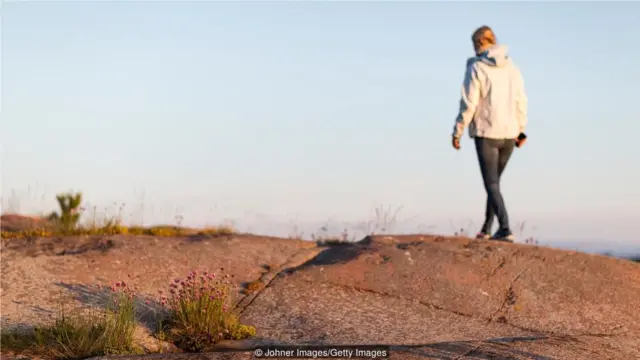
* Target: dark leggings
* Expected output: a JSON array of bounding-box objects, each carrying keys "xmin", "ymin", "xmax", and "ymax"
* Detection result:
[{"xmin": 474, "ymin": 137, "xmax": 515, "ymax": 233}]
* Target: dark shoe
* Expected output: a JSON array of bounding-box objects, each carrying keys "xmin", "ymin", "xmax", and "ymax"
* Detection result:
[
  {"xmin": 475, "ymin": 232, "xmax": 490, "ymax": 240},
  {"xmin": 491, "ymin": 228, "xmax": 515, "ymax": 242}
]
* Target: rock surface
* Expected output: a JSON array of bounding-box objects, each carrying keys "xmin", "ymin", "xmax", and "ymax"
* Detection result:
[
  {"xmin": 0, "ymin": 214, "xmax": 53, "ymax": 232},
  {"xmin": 2, "ymin": 233, "xmax": 639, "ymax": 359}
]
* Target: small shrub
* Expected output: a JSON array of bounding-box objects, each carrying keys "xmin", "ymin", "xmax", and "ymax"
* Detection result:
[
  {"xmin": 243, "ymin": 279, "xmax": 264, "ymax": 294},
  {"xmin": 316, "ymin": 237, "xmax": 352, "ymax": 246},
  {"xmin": 160, "ymin": 269, "xmax": 256, "ymax": 352},
  {"xmin": 313, "ymin": 227, "xmax": 353, "ymax": 246},
  {"xmin": 0, "ymin": 283, "xmax": 137, "ymax": 359},
  {"xmin": 47, "ymin": 192, "xmax": 83, "ymax": 233}
]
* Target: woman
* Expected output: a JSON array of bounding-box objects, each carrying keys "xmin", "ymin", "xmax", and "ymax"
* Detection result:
[{"xmin": 451, "ymin": 26, "xmax": 528, "ymax": 242}]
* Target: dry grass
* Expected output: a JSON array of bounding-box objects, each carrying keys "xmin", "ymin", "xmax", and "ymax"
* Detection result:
[
  {"xmin": 1, "ymin": 190, "xmax": 234, "ymax": 240},
  {"xmin": 1, "ymin": 224, "xmax": 234, "ymax": 240}
]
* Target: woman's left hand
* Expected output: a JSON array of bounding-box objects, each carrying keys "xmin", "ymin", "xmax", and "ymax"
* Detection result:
[{"xmin": 452, "ymin": 136, "xmax": 461, "ymax": 150}]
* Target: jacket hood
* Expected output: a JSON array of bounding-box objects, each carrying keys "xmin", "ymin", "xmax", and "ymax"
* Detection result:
[{"xmin": 478, "ymin": 44, "xmax": 510, "ymax": 67}]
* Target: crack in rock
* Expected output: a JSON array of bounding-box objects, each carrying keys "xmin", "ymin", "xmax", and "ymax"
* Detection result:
[
  {"xmin": 238, "ymin": 248, "xmax": 629, "ymax": 346},
  {"xmin": 294, "ymin": 277, "xmax": 626, "ymax": 340},
  {"xmin": 235, "ymin": 247, "xmax": 324, "ymax": 315},
  {"xmin": 489, "ymin": 268, "xmax": 527, "ymax": 321}
]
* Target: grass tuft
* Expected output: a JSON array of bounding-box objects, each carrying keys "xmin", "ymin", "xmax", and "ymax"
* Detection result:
[{"xmin": 0, "ymin": 285, "xmax": 138, "ymax": 359}]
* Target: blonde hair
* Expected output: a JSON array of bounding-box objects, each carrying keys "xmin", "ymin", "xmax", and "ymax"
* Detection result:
[{"xmin": 472, "ymin": 26, "xmax": 497, "ymax": 49}]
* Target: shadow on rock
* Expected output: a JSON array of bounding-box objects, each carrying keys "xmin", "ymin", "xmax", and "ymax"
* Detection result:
[
  {"xmin": 285, "ymin": 244, "xmax": 366, "ymax": 271},
  {"xmin": 0, "ymin": 320, "xmax": 43, "ymax": 333},
  {"xmin": 395, "ymin": 335, "xmax": 559, "ymax": 359},
  {"xmin": 82, "ymin": 336, "xmax": 568, "ymax": 360},
  {"xmin": 55, "ymin": 282, "xmax": 169, "ymax": 332},
  {"xmin": 3, "ymin": 236, "xmax": 118, "ymax": 257}
]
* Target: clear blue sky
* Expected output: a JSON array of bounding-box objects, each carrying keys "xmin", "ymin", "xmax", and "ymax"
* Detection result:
[{"xmin": 2, "ymin": 2, "xmax": 639, "ymax": 251}]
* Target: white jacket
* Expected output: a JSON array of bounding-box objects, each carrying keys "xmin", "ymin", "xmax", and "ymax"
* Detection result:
[{"xmin": 452, "ymin": 44, "xmax": 528, "ymax": 140}]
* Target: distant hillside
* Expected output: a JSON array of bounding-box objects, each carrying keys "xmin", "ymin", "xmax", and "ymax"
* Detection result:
[{"xmin": 601, "ymin": 251, "xmax": 640, "ymax": 263}]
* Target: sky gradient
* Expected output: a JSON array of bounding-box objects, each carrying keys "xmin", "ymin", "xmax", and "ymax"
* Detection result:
[{"xmin": 2, "ymin": 2, "xmax": 639, "ymax": 254}]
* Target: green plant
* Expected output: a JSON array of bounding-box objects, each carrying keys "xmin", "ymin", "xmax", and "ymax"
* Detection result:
[
  {"xmin": 160, "ymin": 269, "xmax": 255, "ymax": 351},
  {"xmin": 47, "ymin": 192, "xmax": 83, "ymax": 232},
  {"xmin": 0, "ymin": 283, "xmax": 137, "ymax": 359}
]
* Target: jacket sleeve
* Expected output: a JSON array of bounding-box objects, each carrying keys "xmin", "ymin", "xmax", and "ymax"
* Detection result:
[
  {"xmin": 515, "ymin": 69, "xmax": 528, "ymax": 133},
  {"xmin": 452, "ymin": 62, "xmax": 481, "ymax": 138}
]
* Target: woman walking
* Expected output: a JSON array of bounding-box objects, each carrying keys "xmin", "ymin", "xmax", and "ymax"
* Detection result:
[{"xmin": 451, "ymin": 26, "xmax": 528, "ymax": 242}]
